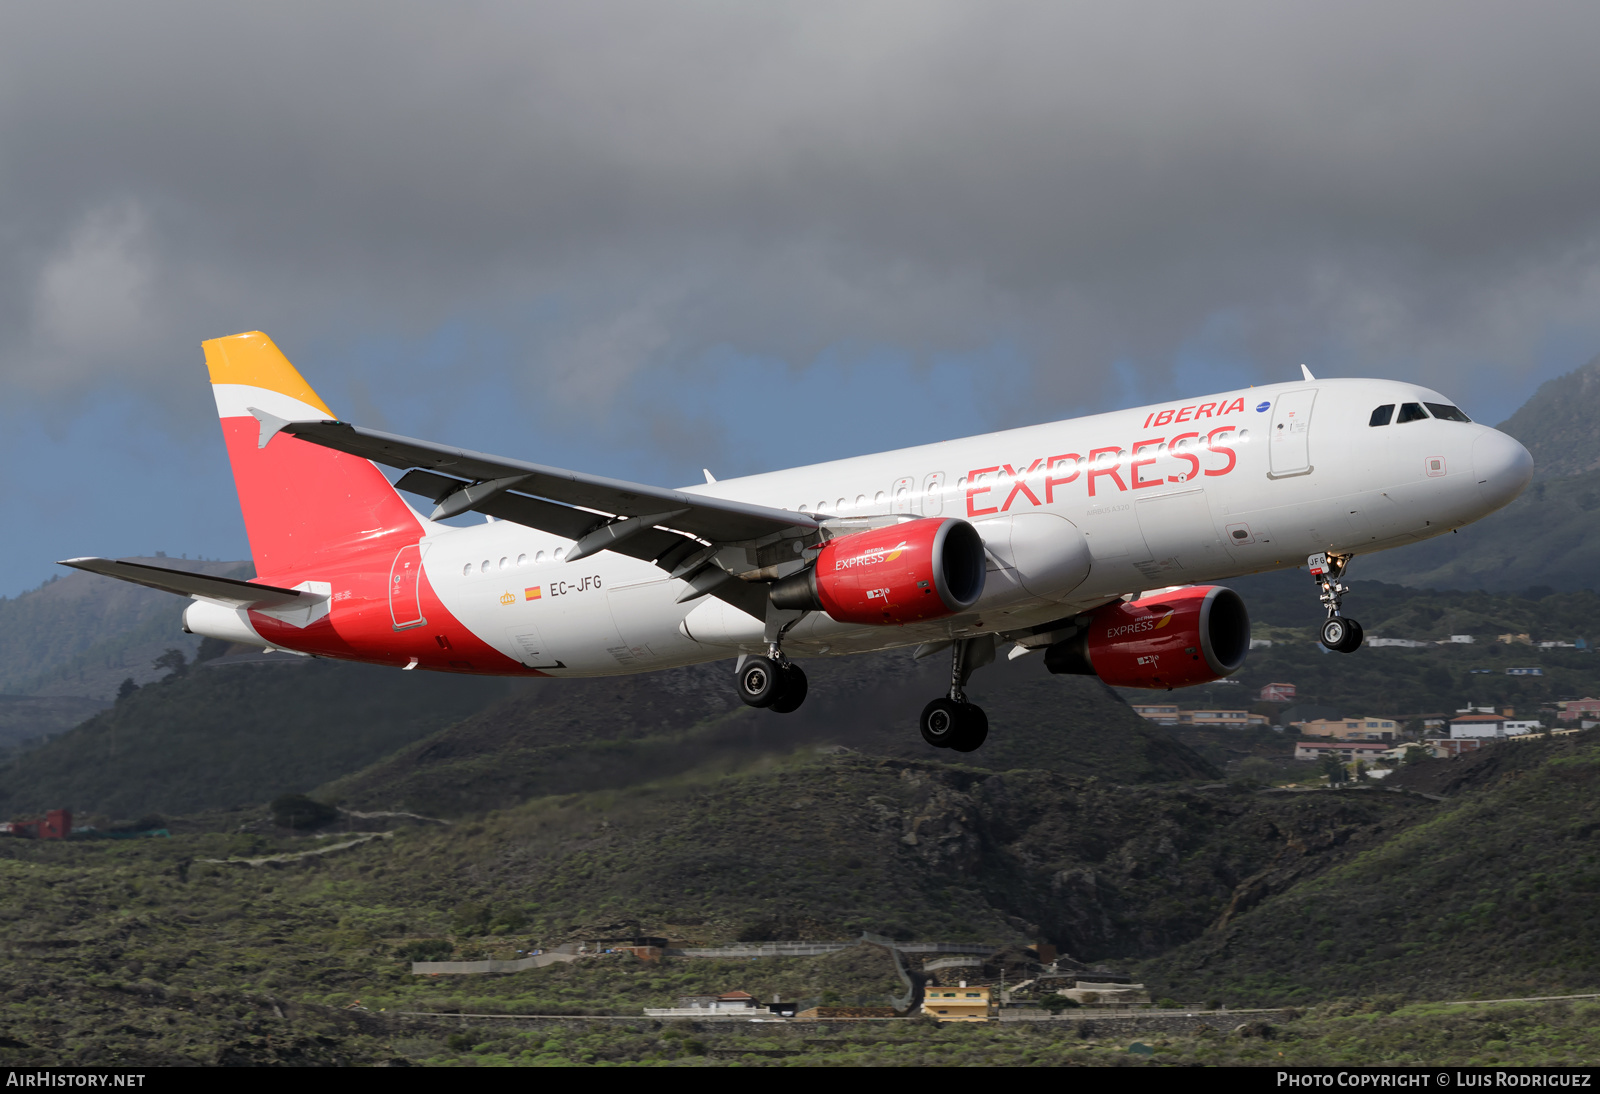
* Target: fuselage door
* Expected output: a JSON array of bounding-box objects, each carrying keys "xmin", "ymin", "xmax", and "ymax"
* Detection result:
[
  {"xmin": 388, "ymin": 544, "xmax": 426, "ymax": 630},
  {"xmin": 1268, "ymin": 389, "xmax": 1317, "ymax": 478}
]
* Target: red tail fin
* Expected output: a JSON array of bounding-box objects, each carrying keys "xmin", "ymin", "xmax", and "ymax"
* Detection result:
[{"xmin": 204, "ymin": 332, "xmax": 422, "ymax": 576}]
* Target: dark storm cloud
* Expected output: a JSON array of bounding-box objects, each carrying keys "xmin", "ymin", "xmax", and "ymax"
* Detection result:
[{"xmin": 5, "ymin": 1, "xmax": 1600, "ymax": 426}]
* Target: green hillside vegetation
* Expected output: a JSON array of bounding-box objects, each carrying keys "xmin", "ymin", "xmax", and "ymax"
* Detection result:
[
  {"xmin": 0, "ymin": 749, "xmax": 1431, "ymax": 1058},
  {"xmin": 0, "ymin": 659, "xmax": 511, "ymax": 820},
  {"xmin": 0, "ymin": 695, "xmax": 107, "ymax": 751},
  {"xmin": 2, "ymin": 736, "xmax": 1594, "ymax": 1064},
  {"xmin": 1140, "ymin": 731, "xmax": 1600, "ymax": 1005}
]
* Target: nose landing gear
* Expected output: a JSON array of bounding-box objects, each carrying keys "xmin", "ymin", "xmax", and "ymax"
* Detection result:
[
  {"xmin": 1310, "ymin": 552, "xmax": 1364, "ymax": 653},
  {"xmin": 919, "ymin": 637, "xmax": 992, "ymax": 752}
]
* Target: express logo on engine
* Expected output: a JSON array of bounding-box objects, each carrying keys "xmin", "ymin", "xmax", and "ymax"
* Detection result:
[
  {"xmin": 834, "ymin": 542, "xmax": 909, "ymax": 570},
  {"xmin": 1105, "ymin": 612, "xmax": 1173, "ymax": 639}
]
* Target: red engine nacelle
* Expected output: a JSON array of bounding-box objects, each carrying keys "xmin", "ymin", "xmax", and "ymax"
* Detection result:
[
  {"xmin": 769, "ymin": 518, "xmax": 986, "ymax": 625},
  {"xmin": 1044, "ymin": 585, "xmax": 1250, "ymax": 689}
]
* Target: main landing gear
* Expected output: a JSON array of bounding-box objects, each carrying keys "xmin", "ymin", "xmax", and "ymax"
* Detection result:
[
  {"xmin": 737, "ymin": 650, "xmax": 809, "ymax": 714},
  {"xmin": 920, "ymin": 637, "xmax": 991, "ymax": 753},
  {"xmin": 1310, "ymin": 552, "xmax": 1364, "ymax": 654}
]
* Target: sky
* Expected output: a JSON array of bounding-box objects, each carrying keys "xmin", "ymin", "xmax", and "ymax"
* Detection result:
[{"xmin": 7, "ymin": 2, "xmax": 1600, "ymax": 596}]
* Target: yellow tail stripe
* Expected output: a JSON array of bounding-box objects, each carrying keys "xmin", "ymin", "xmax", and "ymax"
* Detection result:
[{"xmin": 202, "ymin": 331, "xmax": 335, "ymax": 418}]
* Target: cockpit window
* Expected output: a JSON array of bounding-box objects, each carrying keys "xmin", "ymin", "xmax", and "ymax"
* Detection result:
[
  {"xmin": 1369, "ymin": 404, "xmax": 1395, "ymax": 426},
  {"xmin": 1396, "ymin": 402, "xmax": 1429, "ymax": 423},
  {"xmin": 1425, "ymin": 402, "xmax": 1471, "ymax": 422}
]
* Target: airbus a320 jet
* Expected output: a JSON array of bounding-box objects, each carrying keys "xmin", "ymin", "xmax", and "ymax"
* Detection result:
[{"xmin": 65, "ymin": 332, "xmax": 1533, "ymax": 752}]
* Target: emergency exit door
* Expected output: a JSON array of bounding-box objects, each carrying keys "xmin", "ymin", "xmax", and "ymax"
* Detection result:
[
  {"xmin": 1268, "ymin": 389, "xmax": 1317, "ymax": 478},
  {"xmin": 388, "ymin": 544, "xmax": 427, "ymax": 630}
]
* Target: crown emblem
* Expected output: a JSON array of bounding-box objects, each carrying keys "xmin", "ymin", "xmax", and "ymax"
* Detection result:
[{"xmin": 499, "ymin": 591, "xmax": 515, "ymax": 606}]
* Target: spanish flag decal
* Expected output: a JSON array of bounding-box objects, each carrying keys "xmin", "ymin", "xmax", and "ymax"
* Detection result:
[{"xmin": 526, "ymin": 586, "xmax": 542, "ymax": 601}]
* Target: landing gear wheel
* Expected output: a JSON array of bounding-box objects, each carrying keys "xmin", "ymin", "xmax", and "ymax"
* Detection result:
[
  {"xmin": 919, "ymin": 698, "xmax": 989, "ymax": 751},
  {"xmin": 920, "ymin": 698, "xmax": 963, "ymax": 748},
  {"xmin": 1320, "ymin": 616, "xmax": 1364, "ymax": 653},
  {"xmin": 768, "ymin": 663, "xmax": 809, "ymax": 714},
  {"xmin": 738, "ymin": 656, "xmax": 782, "ymax": 708},
  {"xmin": 947, "ymin": 704, "xmax": 989, "ymax": 753}
]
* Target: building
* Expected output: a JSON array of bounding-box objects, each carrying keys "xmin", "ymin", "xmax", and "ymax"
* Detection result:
[
  {"xmin": 1440, "ymin": 635, "xmax": 1476, "ymax": 645},
  {"xmin": 0, "ymin": 809, "xmax": 71, "ymax": 840},
  {"xmin": 1555, "ymin": 698, "xmax": 1600, "ymax": 723},
  {"xmin": 1505, "ymin": 667, "xmax": 1544, "ymax": 677},
  {"xmin": 645, "ymin": 990, "xmax": 763, "ymax": 1017},
  {"xmin": 1448, "ymin": 713, "xmax": 1507, "ymax": 738},
  {"xmin": 1424, "ymin": 738, "xmax": 1484, "ymax": 758},
  {"xmin": 1293, "ymin": 717, "xmax": 1398, "ymax": 741},
  {"xmin": 1367, "ymin": 637, "xmax": 1427, "ymax": 648},
  {"xmin": 1179, "ymin": 709, "xmax": 1269, "ymax": 728},
  {"xmin": 1498, "ymin": 633, "xmax": 1533, "ymax": 646},
  {"xmin": 1294, "ymin": 740, "xmax": 1391, "ymax": 762},
  {"xmin": 1259, "ymin": 682, "xmax": 1296, "ymax": 702},
  {"xmin": 1059, "ymin": 980, "xmax": 1152, "ymax": 1007},
  {"xmin": 1450, "ymin": 714, "xmax": 1536, "ymax": 739},
  {"xmin": 923, "ymin": 984, "xmax": 991, "ymax": 1022},
  {"xmin": 1129, "ymin": 703, "xmax": 1179, "ymax": 724}
]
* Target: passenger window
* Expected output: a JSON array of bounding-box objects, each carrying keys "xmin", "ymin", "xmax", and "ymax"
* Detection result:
[
  {"xmin": 1396, "ymin": 402, "xmax": 1429, "ymax": 423},
  {"xmin": 1369, "ymin": 405, "xmax": 1395, "ymax": 426},
  {"xmin": 1425, "ymin": 402, "xmax": 1472, "ymax": 422}
]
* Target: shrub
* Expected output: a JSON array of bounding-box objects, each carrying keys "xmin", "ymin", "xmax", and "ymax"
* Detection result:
[
  {"xmin": 400, "ymin": 939, "xmax": 453, "ymax": 961},
  {"xmin": 270, "ymin": 794, "xmax": 337, "ymax": 830}
]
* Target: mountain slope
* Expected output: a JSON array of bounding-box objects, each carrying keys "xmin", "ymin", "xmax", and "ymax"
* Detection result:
[
  {"xmin": 1354, "ymin": 470, "xmax": 1600, "ymax": 592},
  {"xmin": 1497, "ymin": 351, "xmax": 1600, "ymax": 478},
  {"xmin": 0, "ymin": 558, "xmax": 252, "ymax": 700},
  {"xmin": 372, "ymin": 753, "xmax": 1428, "ymax": 956},
  {"xmin": 0, "ymin": 659, "xmax": 512, "ymax": 820},
  {"xmin": 1141, "ymin": 730, "xmax": 1600, "ymax": 1004},
  {"xmin": 322, "ymin": 649, "xmax": 1219, "ymax": 816}
]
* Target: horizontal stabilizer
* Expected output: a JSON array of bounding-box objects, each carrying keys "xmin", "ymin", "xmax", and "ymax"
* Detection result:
[{"xmin": 57, "ymin": 558, "xmax": 324, "ymax": 610}]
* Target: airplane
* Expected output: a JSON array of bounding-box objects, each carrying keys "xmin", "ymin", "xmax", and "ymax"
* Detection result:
[{"xmin": 63, "ymin": 332, "xmax": 1534, "ymax": 753}]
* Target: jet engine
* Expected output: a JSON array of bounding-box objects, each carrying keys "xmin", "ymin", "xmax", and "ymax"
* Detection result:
[
  {"xmin": 1044, "ymin": 584, "xmax": 1250, "ymax": 689},
  {"xmin": 769, "ymin": 517, "xmax": 986, "ymax": 625}
]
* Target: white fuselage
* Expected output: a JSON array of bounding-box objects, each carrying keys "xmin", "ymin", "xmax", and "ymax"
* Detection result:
[{"xmin": 417, "ymin": 378, "xmax": 1531, "ymax": 676}]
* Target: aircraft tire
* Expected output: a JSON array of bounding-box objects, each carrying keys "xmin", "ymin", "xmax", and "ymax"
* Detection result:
[
  {"xmin": 768, "ymin": 663, "xmax": 809, "ymax": 714},
  {"xmin": 738, "ymin": 656, "xmax": 783, "ymax": 708},
  {"xmin": 1336, "ymin": 619, "xmax": 1365, "ymax": 654}
]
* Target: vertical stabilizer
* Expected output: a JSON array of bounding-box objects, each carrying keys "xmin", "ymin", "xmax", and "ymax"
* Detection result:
[{"xmin": 205, "ymin": 331, "xmax": 421, "ymax": 576}]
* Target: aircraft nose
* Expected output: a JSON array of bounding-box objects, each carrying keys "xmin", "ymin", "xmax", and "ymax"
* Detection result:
[{"xmin": 1473, "ymin": 429, "xmax": 1534, "ymax": 512}]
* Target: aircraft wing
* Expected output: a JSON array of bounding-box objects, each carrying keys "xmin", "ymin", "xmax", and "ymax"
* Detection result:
[
  {"xmin": 255, "ymin": 414, "xmax": 813, "ymax": 618},
  {"xmin": 58, "ymin": 557, "xmax": 323, "ymax": 610}
]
